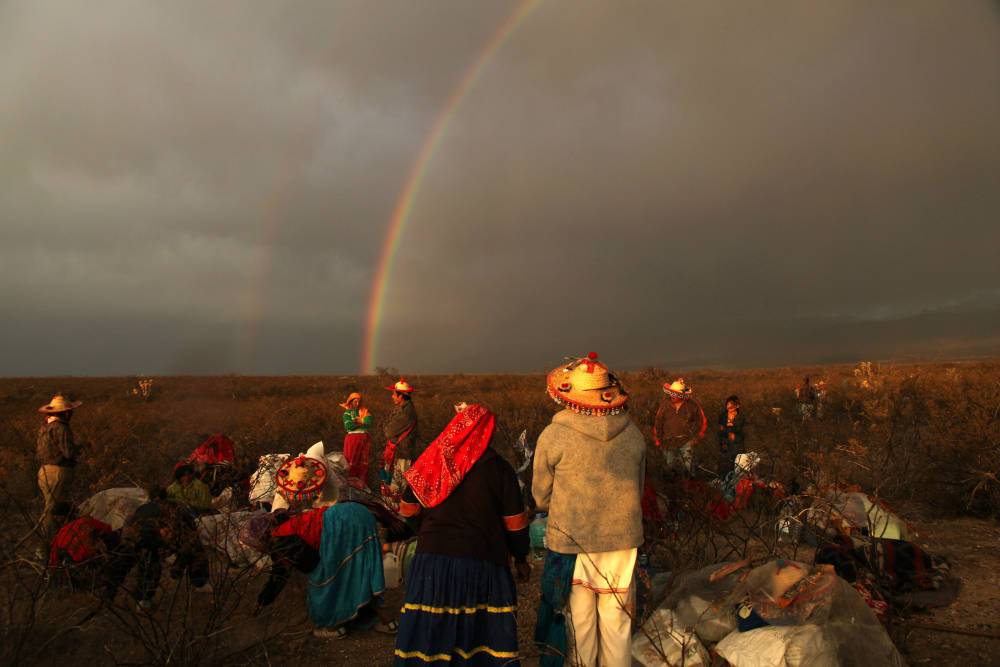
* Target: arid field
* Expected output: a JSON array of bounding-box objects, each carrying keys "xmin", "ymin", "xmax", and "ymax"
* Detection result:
[{"xmin": 1, "ymin": 362, "xmax": 998, "ymax": 665}]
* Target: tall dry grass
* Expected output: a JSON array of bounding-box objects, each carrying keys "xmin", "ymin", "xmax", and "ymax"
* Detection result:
[{"xmin": 1, "ymin": 362, "xmax": 997, "ymax": 517}]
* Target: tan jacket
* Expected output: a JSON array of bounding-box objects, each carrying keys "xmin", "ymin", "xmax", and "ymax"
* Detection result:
[{"xmin": 532, "ymin": 410, "xmax": 645, "ymax": 554}]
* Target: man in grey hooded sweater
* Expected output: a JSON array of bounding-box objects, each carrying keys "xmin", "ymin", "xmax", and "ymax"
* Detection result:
[{"xmin": 533, "ymin": 352, "xmax": 645, "ymax": 667}]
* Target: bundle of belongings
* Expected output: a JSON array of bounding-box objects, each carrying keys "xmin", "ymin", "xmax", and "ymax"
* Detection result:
[
  {"xmin": 815, "ymin": 534, "xmax": 958, "ymax": 615},
  {"xmin": 808, "ymin": 489, "xmax": 910, "ymax": 541},
  {"xmin": 185, "ymin": 433, "xmax": 248, "ymax": 498},
  {"xmin": 266, "ymin": 441, "xmax": 410, "ymax": 543},
  {"xmin": 632, "ymin": 559, "xmax": 906, "ymax": 667}
]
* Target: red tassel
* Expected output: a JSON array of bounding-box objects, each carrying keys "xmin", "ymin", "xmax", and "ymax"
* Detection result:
[{"xmin": 588, "ymin": 351, "xmax": 598, "ymax": 360}]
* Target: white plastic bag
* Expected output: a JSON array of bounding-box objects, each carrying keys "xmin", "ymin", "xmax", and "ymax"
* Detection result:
[
  {"xmin": 632, "ymin": 609, "xmax": 710, "ymax": 667},
  {"xmin": 715, "ymin": 625, "xmax": 836, "ymax": 667},
  {"xmin": 79, "ymin": 487, "xmax": 148, "ymax": 529}
]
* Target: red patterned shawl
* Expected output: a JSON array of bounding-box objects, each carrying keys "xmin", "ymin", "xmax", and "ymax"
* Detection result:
[{"xmin": 404, "ymin": 404, "xmax": 495, "ymax": 508}]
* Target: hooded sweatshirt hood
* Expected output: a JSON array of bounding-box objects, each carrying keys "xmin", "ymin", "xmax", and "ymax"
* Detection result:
[
  {"xmin": 533, "ymin": 408, "xmax": 646, "ymax": 554},
  {"xmin": 551, "ymin": 409, "xmax": 632, "ymax": 442}
]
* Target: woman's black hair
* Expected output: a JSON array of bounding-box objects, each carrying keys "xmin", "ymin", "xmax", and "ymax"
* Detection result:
[
  {"xmin": 725, "ymin": 395, "xmax": 740, "ymax": 405},
  {"xmin": 174, "ymin": 464, "xmax": 195, "ymax": 481}
]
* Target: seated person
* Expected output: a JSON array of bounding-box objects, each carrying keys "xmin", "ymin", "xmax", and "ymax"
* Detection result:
[{"xmin": 166, "ymin": 464, "xmax": 214, "ymax": 513}]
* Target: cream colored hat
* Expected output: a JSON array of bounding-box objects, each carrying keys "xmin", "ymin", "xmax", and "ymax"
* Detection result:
[
  {"xmin": 663, "ymin": 378, "xmax": 693, "ymax": 399},
  {"xmin": 385, "ymin": 378, "xmax": 414, "ymax": 394},
  {"xmin": 546, "ymin": 352, "xmax": 628, "ymax": 416},
  {"xmin": 38, "ymin": 394, "xmax": 82, "ymax": 414}
]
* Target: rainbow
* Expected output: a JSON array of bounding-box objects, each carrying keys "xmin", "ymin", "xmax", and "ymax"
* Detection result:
[{"xmin": 360, "ymin": 0, "xmax": 542, "ymax": 374}]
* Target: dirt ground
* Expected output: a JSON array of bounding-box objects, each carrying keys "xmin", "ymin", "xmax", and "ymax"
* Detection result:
[
  {"xmin": 265, "ymin": 516, "xmax": 1000, "ymax": 667},
  {"xmin": 892, "ymin": 515, "xmax": 1000, "ymax": 666},
  {"xmin": 10, "ymin": 514, "xmax": 1000, "ymax": 666}
]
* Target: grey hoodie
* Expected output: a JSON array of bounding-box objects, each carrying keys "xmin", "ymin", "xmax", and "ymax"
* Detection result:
[{"xmin": 532, "ymin": 409, "xmax": 645, "ymax": 554}]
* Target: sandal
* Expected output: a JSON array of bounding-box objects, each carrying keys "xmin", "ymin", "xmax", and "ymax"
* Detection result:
[
  {"xmin": 313, "ymin": 626, "xmax": 348, "ymax": 640},
  {"xmin": 374, "ymin": 619, "xmax": 399, "ymax": 635}
]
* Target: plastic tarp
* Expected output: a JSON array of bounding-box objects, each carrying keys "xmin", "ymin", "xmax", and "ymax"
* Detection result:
[
  {"xmin": 638, "ymin": 559, "xmax": 905, "ymax": 667},
  {"xmin": 249, "ymin": 453, "xmax": 289, "ymax": 505},
  {"xmin": 632, "ymin": 609, "xmax": 710, "ymax": 667},
  {"xmin": 726, "ymin": 560, "xmax": 906, "ymax": 667},
  {"xmin": 661, "ymin": 561, "xmax": 744, "ymax": 642},
  {"xmin": 78, "ymin": 487, "xmax": 149, "ymax": 530},
  {"xmin": 196, "ymin": 509, "xmax": 271, "ymax": 568},
  {"xmin": 715, "ymin": 625, "xmax": 836, "ymax": 667}
]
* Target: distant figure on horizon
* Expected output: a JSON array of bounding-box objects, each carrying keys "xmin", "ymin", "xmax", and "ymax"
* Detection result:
[
  {"xmin": 382, "ymin": 379, "xmax": 421, "ymax": 494},
  {"xmin": 533, "ymin": 352, "xmax": 645, "ymax": 667},
  {"xmin": 653, "ymin": 378, "xmax": 707, "ymax": 476},
  {"xmin": 340, "ymin": 392, "xmax": 373, "ymax": 487},
  {"xmin": 36, "ymin": 394, "xmax": 83, "ymax": 556},
  {"xmin": 717, "ymin": 395, "xmax": 747, "ymax": 472},
  {"xmin": 796, "ymin": 376, "xmax": 817, "ymax": 421}
]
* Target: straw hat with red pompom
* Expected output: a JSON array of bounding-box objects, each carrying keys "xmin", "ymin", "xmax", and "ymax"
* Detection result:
[
  {"xmin": 546, "ymin": 352, "xmax": 628, "ymax": 416},
  {"xmin": 275, "ymin": 454, "xmax": 328, "ymax": 504},
  {"xmin": 384, "ymin": 378, "xmax": 415, "ymax": 394},
  {"xmin": 662, "ymin": 378, "xmax": 693, "ymax": 399}
]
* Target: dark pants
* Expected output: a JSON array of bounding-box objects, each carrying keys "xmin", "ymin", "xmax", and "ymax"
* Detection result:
[
  {"xmin": 111, "ymin": 537, "xmax": 209, "ymax": 602},
  {"xmin": 720, "ymin": 440, "xmax": 743, "ymax": 473}
]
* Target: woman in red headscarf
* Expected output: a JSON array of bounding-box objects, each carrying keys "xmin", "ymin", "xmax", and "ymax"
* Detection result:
[{"xmin": 393, "ymin": 404, "xmax": 531, "ymax": 666}]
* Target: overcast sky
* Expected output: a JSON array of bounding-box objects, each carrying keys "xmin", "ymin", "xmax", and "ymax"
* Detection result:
[{"xmin": 1, "ymin": 1, "xmax": 998, "ymax": 375}]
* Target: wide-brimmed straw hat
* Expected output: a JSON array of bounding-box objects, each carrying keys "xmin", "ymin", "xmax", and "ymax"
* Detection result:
[
  {"xmin": 385, "ymin": 378, "xmax": 414, "ymax": 394},
  {"xmin": 546, "ymin": 352, "xmax": 628, "ymax": 416},
  {"xmin": 275, "ymin": 454, "xmax": 328, "ymax": 504},
  {"xmin": 339, "ymin": 392, "xmax": 362, "ymax": 410},
  {"xmin": 663, "ymin": 378, "xmax": 693, "ymax": 399},
  {"xmin": 38, "ymin": 394, "xmax": 82, "ymax": 414}
]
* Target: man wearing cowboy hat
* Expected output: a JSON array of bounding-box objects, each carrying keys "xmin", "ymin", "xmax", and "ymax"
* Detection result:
[
  {"xmin": 382, "ymin": 379, "xmax": 422, "ymax": 492},
  {"xmin": 653, "ymin": 379, "xmax": 707, "ymax": 476},
  {"xmin": 36, "ymin": 394, "xmax": 84, "ymax": 545},
  {"xmin": 533, "ymin": 353, "xmax": 645, "ymax": 667}
]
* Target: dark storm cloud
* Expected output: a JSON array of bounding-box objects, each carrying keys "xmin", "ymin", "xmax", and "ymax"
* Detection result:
[
  {"xmin": 1, "ymin": 1, "xmax": 997, "ymax": 375},
  {"xmin": 380, "ymin": 1, "xmax": 1000, "ymax": 372}
]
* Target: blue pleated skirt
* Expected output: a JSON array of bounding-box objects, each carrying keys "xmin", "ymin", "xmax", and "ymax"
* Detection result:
[{"xmin": 394, "ymin": 553, "xmax": 520, "ymax": 666}]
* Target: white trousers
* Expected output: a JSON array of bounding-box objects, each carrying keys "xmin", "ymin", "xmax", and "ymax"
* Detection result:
[{"xmin": 567, "ymin": 547, "xmax": 637, "ymax": 667}]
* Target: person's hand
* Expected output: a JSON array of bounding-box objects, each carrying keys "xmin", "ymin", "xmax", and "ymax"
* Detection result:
[
  {"xmin": 729, "ymin": 433, "xmax": 736, "ymax": 441},
  {"xmin": 514, "ymin": 560, "xmax": 531, "ymax": 583}
]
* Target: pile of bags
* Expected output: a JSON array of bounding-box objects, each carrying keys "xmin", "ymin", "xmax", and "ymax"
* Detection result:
[{"xmin": 632, "ymin": 559, "xmax": 905, "ymax": 667}]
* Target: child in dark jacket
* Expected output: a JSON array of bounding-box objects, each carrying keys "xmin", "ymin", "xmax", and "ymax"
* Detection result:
[{"xmin": 718, "ymin": 395, "xmax": 747, "ymax": 472}]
